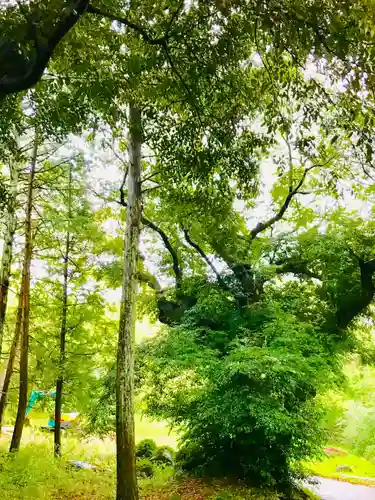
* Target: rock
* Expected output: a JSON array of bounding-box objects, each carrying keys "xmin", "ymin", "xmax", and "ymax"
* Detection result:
[
  {"xmin": 336, "ymin": 465, "xmax": 354, "ymax": 473},
  {"xmin": 152, "ymin": 446, "xmax": 175, "ymax": 465},
  {"xmin": 68, "ymin": 460, "xmax": 97, "ymax": 471}
]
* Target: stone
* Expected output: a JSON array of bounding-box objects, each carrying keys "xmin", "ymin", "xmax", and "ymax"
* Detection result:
[{"xmin": 336, "ymin": 465, "xmax": 354, "ymax": 473}]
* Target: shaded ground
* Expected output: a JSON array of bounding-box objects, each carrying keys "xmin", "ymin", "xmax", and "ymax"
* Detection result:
[{"xmin": 305, "ymin": 477, "xmax": 375, "ymax": 500}]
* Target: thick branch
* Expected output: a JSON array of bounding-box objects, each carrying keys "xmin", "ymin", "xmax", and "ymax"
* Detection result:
[
  {"xmin": 137, "ymin": 254, "xmax": 162, "ymax": 292},
  {"xmin": 336, "ymin": 258, "xmax": 375, "ymax": 330},
  {"xmin": 250, "ymin": 167, "xmax": 311, "ymax": 240},
  {"xmin": 275, "ymin": 260, "xmax": 322, "ymax": 280},
  {"xmin": 119, "ymin": 187, "xmax": 182, "ymax": 288},
  {"xmin": 0, "ymin": 0, "xmax": 90, "ymax": 95},
  {"xmin": 142, "ymin": 216, "xmax": 182, "ymax": 289},
  {"xmin": 138, "ymin": 270, "xmax": 162, "ymax": 293},
  {"xmin": 183, "ymin": 229, "xmax": 228, "ymax": 290}
]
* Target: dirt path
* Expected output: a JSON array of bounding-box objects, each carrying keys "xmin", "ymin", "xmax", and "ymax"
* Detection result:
[{"xmin": 305, "ymin": 476, "xmax": 375, "ymax": 499}]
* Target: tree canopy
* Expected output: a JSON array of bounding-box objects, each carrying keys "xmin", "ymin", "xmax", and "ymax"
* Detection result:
[{"xmin": 0, "ymin": 0, "xmax": 375, "ymax": 498}]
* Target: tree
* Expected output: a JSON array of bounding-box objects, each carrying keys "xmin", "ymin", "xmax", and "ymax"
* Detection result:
[
  {"xmin": 53, "ymin": 164, "xmax": 72, "ymax": 456},
  {"xmin": 86, "ymin": 95, "xmax": 375, "ymax": 488},
  {"xmin": 116, "ymin": 105, "xmax": 142, "ymax": 500},
  {"xmin": 1, "ymin": 0, "xmax": 375, "ymax": 492},
  {"xmin": 0, "ymin": 279, "xmax": 24, "ymax": 430},
  {"xmin": 25, "ymin": 152, "xmax": 112, "ymax": 451},
  {"xmin": 9, "ymin": 131, "xmax": 37, "ymax": 452},
  {"xmin": 0, "ymin": 160, "xmax": 20, "ymax": 358}
]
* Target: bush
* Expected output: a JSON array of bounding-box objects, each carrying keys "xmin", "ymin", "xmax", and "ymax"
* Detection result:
[
  {"xmin": 136, "ymin": 458, "xmax": 155, "ymax": 478},
  {"xmin": 136, "ymin": 439, "xmax": 158, "ymax": 459},
  {"xmin": 139, "ymin": 291, "xmax": 332, "ymax": 488},
  {"xmin": 152, "ymin": 445, "xmax": 175, "ymax": 466}
]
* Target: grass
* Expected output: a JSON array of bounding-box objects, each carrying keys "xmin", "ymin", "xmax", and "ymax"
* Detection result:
[
  {"xmin": 24, "ymin": 410, "xmax": 177, "ymax": 448},
  {"xmin": 0, "ymin": 411, "xmax": 328, "ymax": 499},
  {"xmin": 0, "ymin": 436, "xmax": 312, "ymax": 500},
  {"xmin": 309, "ymin": 446, "xmax": 375, "ymax": 486},
  {"xmin": 0, "ymin": 439, "xmax": 115, "ymax": 499},
  {"xmin": 0, "ymin": 410, "xmax": 178, "ymax": 499},
  {"xmin": 0, "ymin": 422, "xmax": 313, "ymax": 500}
]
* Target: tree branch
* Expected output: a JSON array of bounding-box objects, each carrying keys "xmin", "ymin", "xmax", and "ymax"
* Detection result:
[
  {"xmin": 284, "ymin": 133, "xmax": 294, "ymax": 192},
  {"xmin": 86, "ymin": 4, "xmax": 166, "ymax": 45},
  {"xmin": 119, "ymin": 192, "xmax": 182, "ymax": 289},
  {"xmin": 336, "ymin": 258, "xmax": 375, "ymax": 330},
  {"xmin": 137, "ymin": 270, "xmax": 162, "ymax": 293},
  {"xmin": 161, "ymin": 41, "xmax": 204, "ymax": 128},
  {"xmin": 250, "ymin": 167, "xmax": 312, "ymax": 240},
  {"xmin": 183, "ymin": 229, "xmax": 228, "ymax": 290},
  {"xmin": 87, "ymin": 0, "xmax": 184, "ymax": 43},
  {"xmin": 119, "ymin": 167, "xmax": 128, "ymax": 203},
  {"xmin": 0, "ymin": 0, "xmax": 90, "ymax": 96},
  {"xmin": 250, "ymin": 154, "xmax": 339, "ymax": 240},
  {"xmin": 165, "ymin": 0, "xmax": 184, "ymax": 36},
  {"xmin": 142, "ymin": 216, "xmax": 182, "ymax": 289},
  {"xmin": 275, "ymin": 261, "xmax": 322, "ymax": 281}
]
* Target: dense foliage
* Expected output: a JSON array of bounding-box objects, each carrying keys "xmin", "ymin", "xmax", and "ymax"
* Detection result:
[
  {"xmin": 1, "ymin": 0, "xmax": 375, "ymax": 497},
  {"xmin": 136, "ymin": 267, "xmax": 371, "ymax": 487}
]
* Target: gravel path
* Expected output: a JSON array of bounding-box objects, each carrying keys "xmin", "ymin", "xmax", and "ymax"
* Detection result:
[{"xmin": 305, "ymin": 476, "xmax": 375, "ymax": 500}]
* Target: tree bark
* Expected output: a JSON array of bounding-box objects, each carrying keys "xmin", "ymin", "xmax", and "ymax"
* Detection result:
[
  {"xmin": 54, "ymin": 165, "xmax": 72, "ymax": 456},
  {"xmin": 0, "ymin": 163, "xmax": 19, "ymax": 358},
  {"xmin": 9, "ymin": 135, "xmax": 37, "ymax": 452},
  {"xmin": 116, "ymin": 105, "xmax": 141, "ymax": 500},
  {"xmin": 0, "ymin": 279, "xmax": 24, "ymax": 430}
]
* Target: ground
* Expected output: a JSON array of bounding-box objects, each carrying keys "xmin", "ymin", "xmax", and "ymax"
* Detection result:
[
  {"xmin": 0, "ymin": 414, "xmax": 373, "ymax": 499},
  {"xmin": 0, "ymin": 436, "xmax": 313, "ymax": 499},
  {"xmin": 0, "ymin": 412, "xmax": 315, "ymax": 500}
]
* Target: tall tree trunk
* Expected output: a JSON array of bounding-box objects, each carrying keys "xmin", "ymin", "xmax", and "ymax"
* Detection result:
[
  {"xmin": 9, "ymin": 135, "xmax": 37, "ymax": 452},
  {"xmin": 116, "ymin": 105, "xmax": 142, "ymax": 500},
  {"xmin": 0, "ymin": 279, "xmax": 24, "ymax": 429},
  {"xmin": 54, "ymin": 165, "xmax": 72, "ymax": 456},
  {"xmin": 0, "ymin": 163, "xmax": 19, "ymax": 358}
]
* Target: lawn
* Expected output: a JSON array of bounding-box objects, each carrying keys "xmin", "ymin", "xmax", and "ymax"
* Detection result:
[
  {"xmin": 0, "ymin": 417, "xmax": 316, "ymax": 500},
  {"xmin": 0, "ymin": 410, "xmax": 177, "ymax": 498},
  {"xmin": 309, "ymin": 446, "xmax": 375, "ymax": 486},
  {"xmin": 25, "ymin": 410, "xmax": 177, "ymax": 448}
]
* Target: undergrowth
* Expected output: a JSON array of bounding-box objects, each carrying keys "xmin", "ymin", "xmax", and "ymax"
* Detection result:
[
  {"xmin": 0, "ymin": 433, "xmax": 316, "ymax": 499},
  {"xmin": 0, "ymin": 440, "xmax": 114, "ymax": 499}
]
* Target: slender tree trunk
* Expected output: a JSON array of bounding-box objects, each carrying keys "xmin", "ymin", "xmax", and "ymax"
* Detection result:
[
  {"xmin": 54, "ymin": 165, "xmax": 72, "ymax": 456},
  {"xmin": 0, "ymin": 279, "xmax": 24, "ymax": 429},
  {"xmin": 0, "ymin": 163, "xmax": 19, "ymax": 358},
  {"xmin": 9, "ymin": 135, "xmax": 37, "ymax": 452},
  {"xmin": 116, "ymin": 105, "xmax": 142, "ymax": 500}
]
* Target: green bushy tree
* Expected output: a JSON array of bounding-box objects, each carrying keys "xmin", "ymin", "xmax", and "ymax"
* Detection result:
[{"xmin": 138, "ymin": 285, "xmax": 332, "ymax": 487}]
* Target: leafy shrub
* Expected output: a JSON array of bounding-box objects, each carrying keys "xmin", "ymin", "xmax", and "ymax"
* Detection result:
[
  {"xmin": 139, "ymin": 290, "xmax": 333, "ymax": 487},
  {"xmin": 136, "ymin": 439, "xmax": 158, "ymax": 459},
  {"xmin": 152, "ymin": 445, "xmax": 175, "ymax": 465},
  {"xmin": 136, "ymin": 458, "xmax": 155, "ymax": 478}
]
